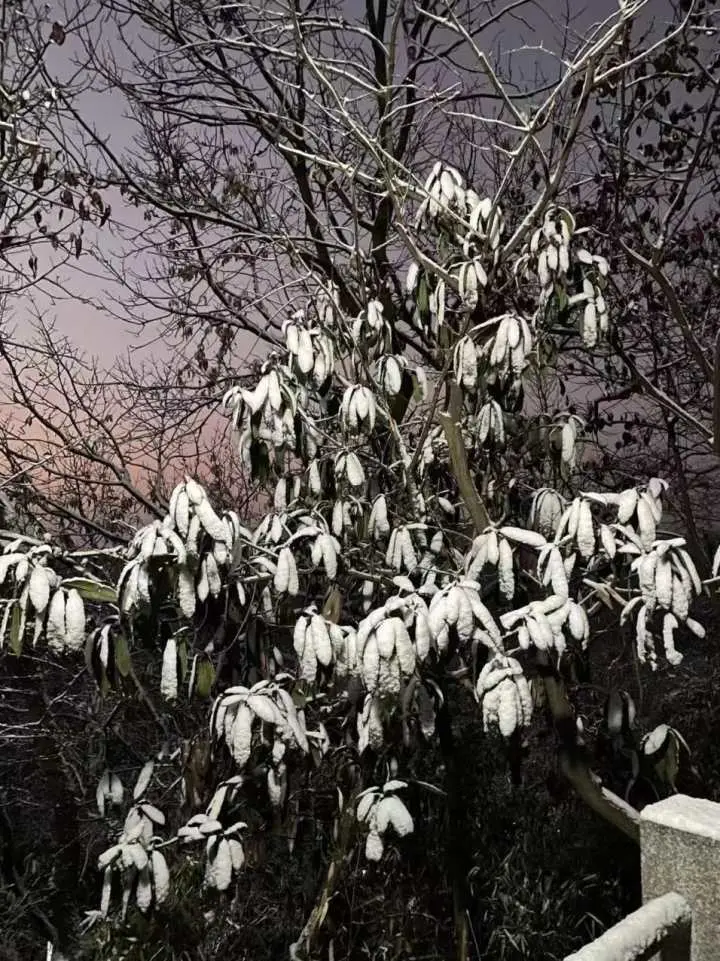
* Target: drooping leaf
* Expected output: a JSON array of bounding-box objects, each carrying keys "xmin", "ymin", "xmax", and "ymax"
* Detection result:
[
  {"xmin": 9, "ymin": 602, "xmax": 22, "ymax": 655},
  {"xmin": 195, "ymin": 658, "xmax": 216, "ymax": 698},
  {"xmin": 114, "ymin": 633, "xmax": 132, "ymax": 677},
  {"xmin": 62, "ymin": 577, "xmax": 118, "ymax": 604}
]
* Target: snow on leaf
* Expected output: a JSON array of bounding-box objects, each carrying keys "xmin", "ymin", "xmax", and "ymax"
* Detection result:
[
  {"xmin": 151, "ymin": 850, "xmax": 170, "ymax": 903},
  {"xmin": 375, "ymin": 796, "xmax": 414, "ymax": 837},
  {"xmin": 365, "ymin": 831, "xmax": 384, "ymax": 861},
  {"xmin": 133, "ymin": 762, "xmax": 154, "ymax": 801}
]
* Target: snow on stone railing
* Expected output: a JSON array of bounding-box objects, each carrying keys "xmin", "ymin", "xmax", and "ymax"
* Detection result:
[
  {"xmin": 564, "ymin": 892, "xmax": 691, "ymax": 961},
  {"xmin": 566, "ymin": 795, "xmax": 720, "ymax": 961}
]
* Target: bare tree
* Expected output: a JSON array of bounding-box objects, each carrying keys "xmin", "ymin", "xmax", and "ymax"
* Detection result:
[
  {"xmin": 0, "ymin": 0, "xmax": 112, "ymax": 297},
  {"xmin": 0, "ymin": 310, "xmax": 259, "ymax": 544}
]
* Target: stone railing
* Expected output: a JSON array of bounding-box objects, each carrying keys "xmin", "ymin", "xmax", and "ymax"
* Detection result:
[{"xmin": 565, "ymin": 794, "xmax": 720, "ymax": 961}]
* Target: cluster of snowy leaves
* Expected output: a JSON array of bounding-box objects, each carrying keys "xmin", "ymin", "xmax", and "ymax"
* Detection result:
[
  {"xmin": 0, "ymin": 537, "xmax": 116, "ymax": 655},
  {"xmin": 1, "ymin": 163, "xmax": 716, "ymax": 926},
  {"xmin": 95, "ymin": 763, "xmax": 169, "ymax": 917}
]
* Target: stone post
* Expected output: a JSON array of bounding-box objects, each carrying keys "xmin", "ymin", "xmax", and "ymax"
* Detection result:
[{"xmin": 641, "ymin": 794, "xmax": 720, "ymax": 961}]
